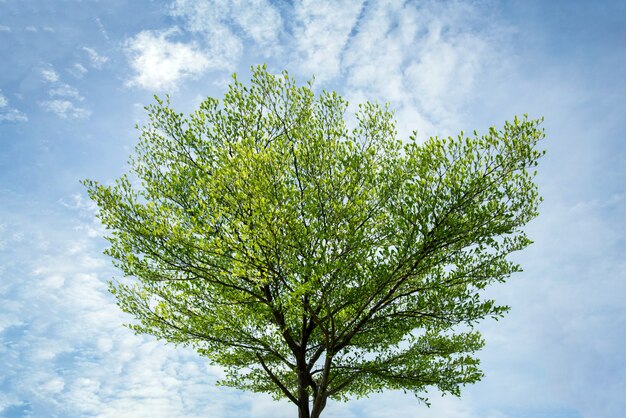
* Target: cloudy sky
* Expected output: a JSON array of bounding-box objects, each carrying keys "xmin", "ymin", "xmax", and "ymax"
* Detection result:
[{"xmin": 1, "ymin": 0, "xmax": 625, "ymax": 417}]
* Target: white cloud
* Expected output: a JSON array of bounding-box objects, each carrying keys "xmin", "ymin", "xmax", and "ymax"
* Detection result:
[
  {"xmin": 49, "ymin": 83, "xmax": 83, "ymax": 100},
  {"xmin": 40, "ymin": 67, "xmax": 60, "ymax": 83},
  {"xmin": 40, "ymin": 100, "xmax": 90, "ymax": 119},
  {"xmin": 403, "ymin": 24, "xmax": 488, "ymax": 121},
  {"xmin": 38, "ymin": 64, "xmax": 89, "ymax": 117},
  {"xmin": 59, "ymin": 193, "xmax": 98, "ymax": 213},
  {"xmin": 291, "ymin": 0, "xmax": 364, "ymax": 81},
  {"xmin": 171, "ymin": 0, "xmax": 283, "ymax": 64},
  {"xmin": 125, "ymin": 28, "xmax": 211, "ymax": 91},
  {"xmin": 95, "ymin": 17, "xmax": 110, "ymax": 41},
  {"xmin": 349, "ymin": 391, "xmax": 478, "ymax": 418},
  {"xmin": 498, "ymin": 194, "xmax": 626, "ymax": 418},
  {"xmin": 310, "ymin": 0, "xmax": 507, "ymax": 138},
  {"xmin": 82, "ymin": 46, "xmax": 109, "ymax": 69},
  {"xmin": 169, "ymin": 1, "xmax": 242, "ymax": 68},
  {"xmin": 229, "ymin": 0, "xmax": 282, "ymax": 47},
  {"xmin": 1, "ymin": 2, "xmax": 622, "ymax": 418},
  {"xmin": 68, "ymin": 63, "xmax": 88, "ymax": 78},
  {"xmin": 0, "ymin": 106, "xmax": 28, "ymax": 123},
  {"xmin": 0, "ymin": 201, "xmax": 247, "ymax": 418},
  {"xmin": 158, "ymin": 0, "xmax": 502, "ymax": 136},
  {"xmin": 0, "ymin": 91, "xmax": 27, "ymax": 122}
]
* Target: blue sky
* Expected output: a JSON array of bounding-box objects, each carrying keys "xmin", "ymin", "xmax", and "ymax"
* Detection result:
[{"xmin": 0, "ymin": 0, "xmax": 625, "ymax": 417}]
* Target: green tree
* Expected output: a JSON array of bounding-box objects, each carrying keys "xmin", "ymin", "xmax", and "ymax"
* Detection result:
[{"xmin": 84, "ymin": 66, "xmax": 544, "ymax": 418}]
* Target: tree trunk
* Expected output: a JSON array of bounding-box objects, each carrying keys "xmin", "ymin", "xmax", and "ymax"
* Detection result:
[
  {"xmin": 309, "ymin": 353, "xmax": 332, "ymax": 418},
  {"xmin": 298, "ymin": 405, "xmax": 310, "ymax": 418},
  {"xmin": 310, "ymin": 394, "xmax": 327, "ymax": 418},
  {"xmin": 297, "ymin": 393, "xmax": 327, "ymax": 418},
  {"xmin": 297, "ymin": 369, "xmax": 310, "ymax": 418}
]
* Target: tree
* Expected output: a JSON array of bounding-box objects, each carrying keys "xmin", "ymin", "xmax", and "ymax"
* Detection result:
[{"xmin": 84, "ymin": 65, "xmax": 544, "ymax": 418}]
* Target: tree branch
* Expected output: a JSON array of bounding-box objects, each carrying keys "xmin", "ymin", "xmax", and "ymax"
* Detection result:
[{"xmin": 256, "ymin": 352, "xmax": 299, "ymax": 405}]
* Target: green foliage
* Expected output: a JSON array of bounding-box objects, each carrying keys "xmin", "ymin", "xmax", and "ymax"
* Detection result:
[{"xmin": 84, "ymin": 65, "xmax": 544, "ymax": 418}]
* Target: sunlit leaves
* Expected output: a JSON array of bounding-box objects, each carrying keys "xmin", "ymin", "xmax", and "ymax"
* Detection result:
[{"xmin": 84, "ymin": 65, "xmax": 544, "ymax": 414}]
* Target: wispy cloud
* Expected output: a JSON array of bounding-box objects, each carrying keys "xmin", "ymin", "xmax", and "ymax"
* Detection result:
[
  {"xmin": 156, "ymin": 0, "xmax": 504, "ymax": 136},
  {"xmin": 334, "ymin": 0, "xmax": 507, "ymax": 137},
  {"xmin": 0, "ymin": 90, "xmax": 27, "ymax": 122},
  {"xmin": 39, "ymin": 64, "xmax": 89, "ymax": 118},
  {"xmin": 40, "ymin": 67, "xmax": 60, "ymax": 83},
  {"xmin": 499, "ymin": 194, "xmax": 626, "ymax": 418},
  {"xmin": 171, "ymin": 0, "xmax": 282, "ymax": 64},
  {"xmin": 291, "ymin": 0, "xmax": 364, "ymax": 81},
  {"xmin": 0, "ymin": 198, "xmax": 243, "ymax": 417},
  {"xmin": 49, "ymin": 83, "xmax": 83, "ymax": 100},
  {"xmin": 1, "ymin": 1, "xmax": 621, "ymax": 417},
  {"xmin": 95, "ymin": 17, "xmax": 110, "ymax": 41},
  {"xmin": 125, "ymin": 28, "xmax": 211, "ymax": 91},
  {"xmin": 227, "ymin": 0, "xmax": 282, "ymax": 48},
  {"xmin": 68, "ymin": 63, "xmax": 88, "ymax": 79},
  {"xmin": 40, "ymin": 100, "xmax": 90, "ymax": 119},
  {"xmin": 82, "ymin": 46, "xmax": 109, "ymax": 69}
]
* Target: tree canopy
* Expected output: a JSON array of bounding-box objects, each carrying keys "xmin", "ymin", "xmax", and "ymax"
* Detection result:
[{"xmin": 84, "ymin": 65, "xmax": 544, "ymax": 418}]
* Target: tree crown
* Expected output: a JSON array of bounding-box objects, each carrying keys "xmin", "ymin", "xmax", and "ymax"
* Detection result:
[{"xmin": 85, "ymin": 65, "xmax": 544, "ymax": 416}]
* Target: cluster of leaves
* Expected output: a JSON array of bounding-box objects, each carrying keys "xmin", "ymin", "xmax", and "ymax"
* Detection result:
[{"xmin": 85, "ymin": 65, "xmax": 544, "ymax": 417}]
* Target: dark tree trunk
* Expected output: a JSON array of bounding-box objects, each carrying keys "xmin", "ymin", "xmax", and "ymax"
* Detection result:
[
  {"xmin": 297, "ymin": 390, "xmax": 327, "ymax": 418},
  {"xmin": 309, "ymin": 353, "xmax": 332, "ymax": 418},
  {"xmin": 297, "ymin": 362, "xmax": 310, "ymax": 418},
  {"xmin": 310, "ymin": 394, "xmax": 327, "ymax": 418},
  {"xmin": 298, "ymin": 405, "xmax": 310, "ymax": 418},
  {"xmin": 297, "ymin": 390, "xmax": 310, "ymax": 418}
]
